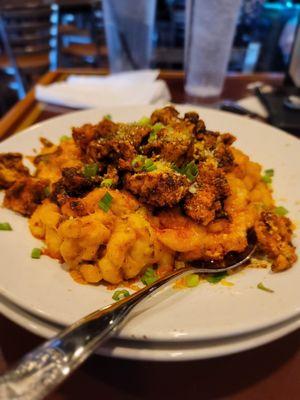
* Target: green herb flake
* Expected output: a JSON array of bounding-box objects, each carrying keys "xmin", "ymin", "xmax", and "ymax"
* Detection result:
[
  {"xmin": 31, "ymin": 248, "xmax": 42, "ymax": 259},
  {"xmin": 138, "ymin": 116, "xmax": 150, "ymax": 126},
  {"xmin": 173, "ymin": 161, "xmax": 198, "ymax": 182},
  {"xmin": 83, "ymin": 163, "xmax": 98, "ymax": 178},
  {"xmin": 262, "ymin": 169, "xmax": 274, "ymax": 184},
  {"xmin": 148, "ymin": 131, "xmax": 157, "ymax": 142},
  {"xmin": 141, "ymin": 267, "xmax": 158, "ymax": 286},
  {"xmin": 101, "ymin": 178, "xmax": 113, "ymax": 188},
  {"xmin": 0, "ymin": 222, "xmax": 12, "ymax": 231},
  {"xmin": 186, "ymin": 274, "xmax": 200, "ymax": 287},
  {"xmin": 274, "ymin": 206, "xmax": 288, "ymax": 216},
  {"xmin": 98, "ymin": 191, "xmax": 113, "ymax": 213},
  {"xmin": 112, "ymin": 289, "xmax": 130, "ymax": 301},
  {"xmin": 257, "ymin": 282, "xmax": 274, "ymax": 293},
  {"xmin": 151, "ymin": 123, "xmax": 164, "ymax": 134},
  {"xmin": 206, "ymin": 271, "xmax": 228, "ymax": 284},
  {"xmin": 44, "ymin": 186, "xmax": 51, "ymax": 197},
  {"xmin": 132, "ymin": 155, "xmax": 157, "ymax": 172},
  {"xmin": 60, "ymin": 135, "xmax": 71, "ymax": 142},
  {"xmin": 103, "ymin": 114, "xmax": 112, "ymax": 120}
]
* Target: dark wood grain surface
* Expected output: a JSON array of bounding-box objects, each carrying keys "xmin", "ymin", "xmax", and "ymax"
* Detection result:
[{"xmin": 0, "ymin": 69, "xmax": 299, "ymax": 400}]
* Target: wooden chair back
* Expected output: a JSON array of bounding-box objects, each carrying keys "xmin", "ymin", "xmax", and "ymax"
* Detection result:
[{"xmin": 0, "ymin": 2, "xmax": 59, "ymax": 98}]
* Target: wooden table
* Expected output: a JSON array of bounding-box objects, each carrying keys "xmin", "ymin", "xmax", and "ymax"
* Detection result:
[{"xmin": 0, "ymin": 69, "xmax": 299, "ymax": 400}]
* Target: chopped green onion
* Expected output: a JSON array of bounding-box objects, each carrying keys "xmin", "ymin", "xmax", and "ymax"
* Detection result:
[
  {"xmin": 0, "ymin": 222, "xmax": 12, "ymax": 231},
  {"xmin": 262, "ymin": 169, "xmax": 274, "ymax": 184},
  {"xmin": 141, "ymin": 267, "xmax": 158, "ymax": 286},
  {"xmin": 101, "ymin": 178, "xmax": 113, "ymax": 188},
  {"xmin": 60, "ymin": 135, "xmax": 71, "ymax": 142},
  {"xmin": 103, "ymin": 114, "xmax": 112, "ymax": 120},
  {"xmin": 206, "ymin": 271, "xmax": 227, "ymax": 284},
  {"xmin": 31, "ymin": 248, "xmax": 42, "ymax": 259},
  {"xmin": 257, "ymin": 282, "xmax": 274, "ymax": 293},
  {"xmin": 132, "ymin": 155, "xmax": 157, "ymax": 172},
  {"xmin": 148, "ymin": 131, "xmax": 157, "ymax": 142},
  {"xmin": 83, "ymin": 163, "xmax": 98, "ymax": 178},
  {"xmin": 152, "ymin": 123, "xmax": 164, "ymax": 134},
  {"xmin": 138, "ymin": 116, "xmax": 150, "ymax": 126},
  {"xmin": 112, "ymin": 289, "xmax": 130, "ymax": 301},
  {"xmin": 186, "ymin": 274, "xmax": 200, "ymax": 287},
  {"xmin": 274, "ymin": 206, "xmax": 288, "ymax": 216},
  {"xmin": 44, "ymin": 186, "xmax": 51, "ymax": 197},
  {"xmin": 173, "ymin": 161, "xmax": 198, "ymax": 182},
  {"xmin": 143, "ymin": 158, "xmax": 157, "ymax": 172},
  {"xmin": 98, "ymin": 192, "xmax": 113, "ymax": 213},
  {"xmin": 132, "ymin": 155, "xmax": 145, "ymax": 168}
]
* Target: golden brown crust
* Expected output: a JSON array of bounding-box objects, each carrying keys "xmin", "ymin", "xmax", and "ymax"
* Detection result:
[
  {"xmin": 4, "ymin": 177, "xmax": 49, "ymax": 216},
  {"xmin": 184, "ymin": 162, "xmax": 230, "ymax": 225},
  {"xmin": 0, "ymin": 153, "xmax": 29, "ymax": 188},
  {"xmin": 125, "ymin": 171, "xmax": 189, "ymax": 207},
  {"xmin": 254, "ymin": 211, "xmax": 297, "ymax": 271}
]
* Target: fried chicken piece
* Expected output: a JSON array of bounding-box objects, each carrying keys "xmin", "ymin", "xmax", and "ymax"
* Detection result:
[
  {"xmin": 0, "ymin": 153, "xmax": 30, "ymax": 188},
  {"xmin": 184, "ymin": 111, "xmax": 206, "ymax": 133},
  {"xmin": 191, "ymin": 131, "xmax": 236, "ymax": 172},
  {"xmin": 125, "ymin": 171, "xmax": 189, "ymax": 207},
  {"xmin": 51, "ymin": 167, "xmax": 101, "ymax": 205},
  {"xmin": 3, "ymin": 177, "xmax": 49, "ymax": 216},
  {"xmin": 142, "ymin": 121, "xmax": 194, "ymax": 163},
  {"xmin": 254, "ymin": 211, "xmax": 297, "ymax": 272},
  {"xmin": 184, "ymin": 163, "xmax": 230, "ymax": 225},
  {"xmin": 72, "ymin": 119, "xmax": 118, "ymax": 151},
  {"xmin": 150, "ymin": 106, "xmax": 180, "ymax": 125}
]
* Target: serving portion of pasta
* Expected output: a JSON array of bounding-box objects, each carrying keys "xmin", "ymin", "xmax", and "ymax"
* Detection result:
[{"xmin": 0, "ymin": 107, "xmax": 297, "ymax": 285}]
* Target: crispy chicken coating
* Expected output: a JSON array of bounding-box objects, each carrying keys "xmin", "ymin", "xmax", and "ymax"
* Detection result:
[
  {"xmin": 3, "ymin": 177, "xmax": 49, "ymax": 216},
  {"xmin": 0, "ymin": 153, "xmax": 29, "ymax": 188},
  {"xmin": 254, "ymin": 211, "xmax": 297, "ymax": 272},
  {"xmin": 184, "ymin": 162, "xmax": 230, "ymax": 225},
  {"xmin": 125, "ymin": 171, "xmax": 189, "ymax": 207},
  {"xmin": 51, "ymin": 167, "xmax": 101, "ymax": 205}
]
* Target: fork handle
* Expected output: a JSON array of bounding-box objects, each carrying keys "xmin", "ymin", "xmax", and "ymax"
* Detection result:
[{"xmin": 0, "ymin": 268, "xmax": 189, "ymax": 400}]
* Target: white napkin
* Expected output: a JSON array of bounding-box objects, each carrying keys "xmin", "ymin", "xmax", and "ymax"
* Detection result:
[
  {"xmin": 237, "ymin": 96, "xmax": 268, "ymax": 118},
  {"xmin": 35, "ymin": 70, "xmax": 171, "ymax": 109}
]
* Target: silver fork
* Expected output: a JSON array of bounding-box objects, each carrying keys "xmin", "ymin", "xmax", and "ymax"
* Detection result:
[{"xmin": 0, "ymin": 236, "xmax": 256, "ymax": 400}]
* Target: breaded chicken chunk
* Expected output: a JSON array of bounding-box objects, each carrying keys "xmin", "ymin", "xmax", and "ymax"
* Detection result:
[
  {"xmin": 184, "ymin": 162, "xmax": 230, "ymax": 225},
  {"xmin": 0, "ymin": 153, "xmax": 29, "ymax": 188},
  {"xmin": 4, "ymin": 177, "xmax": 49, "ymax": 216},
  {"xmin": 254, "ymin": 211, "xmax": 297, "ymax": 272},
  {"xmin": 125, "ymin": 171, "xmax": 189, "ymax": 207}
]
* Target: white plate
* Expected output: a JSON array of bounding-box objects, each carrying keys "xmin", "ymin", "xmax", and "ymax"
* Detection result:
[
  {"xmin": 0, "ymin": 293, "xmax": 299, "ymax": 361},
  {"xmin": 0, "ymin": 105, "xmax": 299, "ymax": 342}
]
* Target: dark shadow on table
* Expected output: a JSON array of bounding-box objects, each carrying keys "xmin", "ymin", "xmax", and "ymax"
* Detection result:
[{"xmin": 51, "ymin": 329, "xmax": 300, "ymax": 400}]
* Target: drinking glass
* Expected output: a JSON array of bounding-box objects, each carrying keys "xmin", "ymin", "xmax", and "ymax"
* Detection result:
[
  {"xmin": 102, "ymin": 0, "xmax": 157, "ymax": 73},
  {"xmin": 185, "ymin": 0, "xmax": 242, "ymax": 99}
]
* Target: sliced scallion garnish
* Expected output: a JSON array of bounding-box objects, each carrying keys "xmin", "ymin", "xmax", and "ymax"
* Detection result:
[
  {"xmin": 186, "ymin": 274, "xmax": 200, "ymax": 287},
  {"xmin": 31, "ymin": 248, "xmax": 42, "ymax": 259},
  {"xmin": 112, "ymin": 289, "xmax": 130, "ymax": 301},
  {"xmin": 262, "ymin": 169, "xmax": 274, "ymax": 184},
  {"xmin": 98, "ymin": 192, "xmax": 113, "ymax": 213},
  {"xmin": 206, "ymin": 271, "xmax": 227, "ymax": 284},
  {"xmin": 141, "ymin": 267, "xmax": 157, "ymax": 286},
  {"xmin": 257, "ymin": 282, "xmax": 274, "ymax": 293},
  {"xmin": 83, "ymin": 163, "xmax": 98, "ymax": 178},
  {"xmin": 101, "ymin": 178, "xmax": 113, "ymax": 188},
  {"xmin": 274, "ymin": 206, "xmax": 288, "ymax": 216},
  {"xmin": 0, "ymin": 222, "xmax": 12, "ymax": 231}
]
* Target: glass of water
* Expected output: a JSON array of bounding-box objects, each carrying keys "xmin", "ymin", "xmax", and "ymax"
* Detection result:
[
  {"xmin": 102, "ymin": 0, "xmax": 157, "ymax": 73},
  {"xmin": 185, "ymin": 0, "xmax": 242, "ymax": 99}
]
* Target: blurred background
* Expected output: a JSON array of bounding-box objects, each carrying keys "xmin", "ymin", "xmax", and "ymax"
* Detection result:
[{"xmin": 0, "ymin": 0, "xmax": 299, "ymax": 117}]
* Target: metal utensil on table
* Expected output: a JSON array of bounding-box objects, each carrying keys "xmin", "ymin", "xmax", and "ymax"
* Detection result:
[
  {"xmin": 0, "ymin": 233, "xmax": 257, "ymax": 400},
  {"xmin": 219, "ymin": 100, "xmax": 267, "ymax": 122}
]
